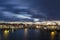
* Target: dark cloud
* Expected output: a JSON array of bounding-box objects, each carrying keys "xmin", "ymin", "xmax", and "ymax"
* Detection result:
[{"xmin": 0, "ymin": 0, "xmax": 60, "ymax": 22}]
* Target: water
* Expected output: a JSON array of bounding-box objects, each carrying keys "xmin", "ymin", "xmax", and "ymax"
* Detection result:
[{"xmin": 0, "ymin": 29, "xmax": 60, "ymax": 40}]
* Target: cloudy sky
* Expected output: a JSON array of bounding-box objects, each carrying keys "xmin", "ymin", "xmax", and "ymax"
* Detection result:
[{"xmin": 0, "ymin": 0, "xmax": 60, "ymax": 22}]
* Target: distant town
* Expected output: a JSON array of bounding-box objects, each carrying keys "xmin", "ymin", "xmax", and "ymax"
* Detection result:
[{"xmin": 0, "ymin": 21, "xmax": 60, "ymax": 31}]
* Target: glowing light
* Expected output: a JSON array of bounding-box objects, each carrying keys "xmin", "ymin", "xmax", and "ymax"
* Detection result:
[
  {"xmin": 51, "ymin": 31, "xmax": 56, "ymax": 40},
  {"xmin": 4, "ymin": 30, "xmax": 9, "ymax": 34},
  {"xmin": 51, "ymin": 32, "xmax": 55, "ymax": 36},
  {"xmin": 4, "ymin": 30, "xmax": 9, "ymax": 38},
  {"xmin": 36, "ymin": 26, "xmax": 39, "ymax": 28}
]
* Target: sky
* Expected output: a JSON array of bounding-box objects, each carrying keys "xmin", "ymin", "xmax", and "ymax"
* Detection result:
[{"xmin": 0, "ymin": 0, "xmax": 60, "ymax": 22}]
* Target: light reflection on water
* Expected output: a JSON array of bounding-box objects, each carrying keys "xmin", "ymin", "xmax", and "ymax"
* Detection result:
[
  {"xmin": 24, "ymin": 28, "xmax": 28, "ymax": 36},
  {"xmin": 3, "ymin": 30, "xmax": 9, "ymax": 40},
  {"xmin": 24, "ymin": 28, "xmax": 28, "ymax": 40},
  {"xmin": 0, "ymin": 29, "xmax": 60, "ymax": 40},
  {"xmin": 4, "ymin": 30, "xmax": 9, "ymax": 34},
  {"xmin": 50, "ymin": 31, "xmax": 56, "ymax": 40}
]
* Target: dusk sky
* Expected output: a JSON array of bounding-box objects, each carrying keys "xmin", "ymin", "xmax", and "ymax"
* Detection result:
[{"xmin": 0, "ymin": 0, "xmax": 60, "ymax": 22}]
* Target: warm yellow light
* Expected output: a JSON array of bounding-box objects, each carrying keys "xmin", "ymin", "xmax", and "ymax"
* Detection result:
[
  {"xmin": 36, "ymin": 26, "xmax": 39, "ymax": 28},
  {"xmin": 51, "ymin": 31, "xmax": 55, "ymax": 36},
  {"xmin": 4, "ymin": 30, "xmax": 9, "ymax": 34},
  {"xmin": 4, "ymin": 30, "xmax": 9, "ymax": 38},
  {"xmin": 50, "ymin": 31, "xmax": 56, "ymax": 40}
]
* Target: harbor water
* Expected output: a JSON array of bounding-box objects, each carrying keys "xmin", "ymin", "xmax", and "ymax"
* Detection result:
[{"xmin": 0, "ymin": 28, "xmax": 60, "ymax": 40}]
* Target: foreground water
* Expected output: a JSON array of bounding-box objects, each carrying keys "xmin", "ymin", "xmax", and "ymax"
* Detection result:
[{"xmin": 0, "ymin": 29, "xmax": 60, "ymax": 40}]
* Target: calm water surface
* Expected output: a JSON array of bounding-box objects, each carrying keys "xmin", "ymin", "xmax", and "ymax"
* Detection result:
[{"xmin": 0, "ymin": 29, "xmax": 60, "ymax": 40}]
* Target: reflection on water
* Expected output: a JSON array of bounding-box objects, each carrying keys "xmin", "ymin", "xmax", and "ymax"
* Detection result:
[
  {"xmin": 3, "ymin": 30, "xmax": 9, "ymax": 40},
  {"xmin": 4, "ymin": 30, "xmax": 9, "ymax": 34},
  {"xmin": 51, "ymin": 32, "xmax": 55, "ymax": 36},
  {"xmin": 24, "ymin": 28, "xmax": 28, "ymax": 40},
  {"xmin": 0, "ymin": 29, "xmax": 60, "ymax": 40},
  {"xmin": 24, "ymin": 28, "xmax": 28, "ymax": 36},
  {"xmin": 50, "ymin": 31, "xmax": 56, "ymax": 40},
  {"xmin": 11, "ymin": 29, "xmax": 14, "ymax": 32}
]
